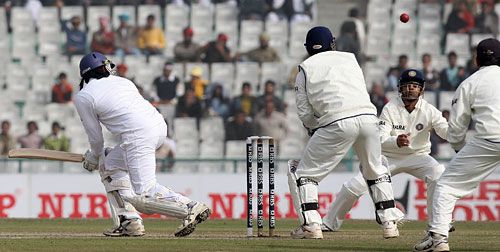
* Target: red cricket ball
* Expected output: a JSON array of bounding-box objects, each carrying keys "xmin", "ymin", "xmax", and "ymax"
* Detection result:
[{"xmin": 400, "ymin": 13, "xmax": 410, "ymax": 23}]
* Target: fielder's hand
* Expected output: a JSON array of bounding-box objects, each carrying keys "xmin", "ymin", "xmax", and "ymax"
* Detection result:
[
  {"xmin": 83, "ymin": 150, "xmax": 99, "ymax": 172},
  {"xmin": 396, "ymin": 133, "xmax": 410, "ymax": 148}
]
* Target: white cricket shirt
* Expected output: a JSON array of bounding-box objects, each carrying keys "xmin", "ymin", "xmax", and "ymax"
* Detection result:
[
  {"xmin": 74, "ymin": 75, "xmax": 165, "ymax": 156},
  {"xmin": 379, "ymin": 98, "xmax": 448, "ymax": 158}
]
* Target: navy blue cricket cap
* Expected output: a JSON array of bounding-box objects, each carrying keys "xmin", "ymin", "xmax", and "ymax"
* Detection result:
[
  {"xmin": 304, "ymin": 26, "xmax": 335, "ymax": 55},
  {"xmin": 399, "ymin": 69, "xmax": 425, "ymax": 87}
]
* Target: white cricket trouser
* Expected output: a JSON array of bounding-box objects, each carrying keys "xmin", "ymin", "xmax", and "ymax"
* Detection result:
[
  {"xmin": 430, "ymin": 137, "xmax": 500, "ymax": 237},
  {"xmin": 294, "ymin": 115, "xmax": 398, "ymax": 224},
  {"xmin": 323, "ymin": 154, "xmax": 444, "ymax": 228},
  {"xmin": 103, "ymin": 122, "xmax": 189, "ymax": 202}
]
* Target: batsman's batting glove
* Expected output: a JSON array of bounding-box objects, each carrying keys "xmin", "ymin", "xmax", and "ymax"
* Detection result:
[{"xmin": 83, "ymin": 150, "xmax": 99, "ymax": 172}]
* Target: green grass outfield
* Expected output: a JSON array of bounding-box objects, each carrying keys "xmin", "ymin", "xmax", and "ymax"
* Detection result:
[{"xmin": 0, "ymin": 219, "xmax": 499, "ymax": 251}]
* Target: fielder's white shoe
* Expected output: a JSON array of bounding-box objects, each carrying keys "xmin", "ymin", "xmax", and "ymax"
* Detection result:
[
  {"xmin": 174, "ymin": 202, "xmax": 211, "ymax": 237},
  {"xmin": 413, "ymin": 232, "xmax": 450, "ymax": 252},
  {"xmin": 382, "ymin": 220, "xmax": 399, "ymax": 239},
  {"xmin": 291, "ymin": 223, "xmax": 323, "ymax": 239},
  {"xmin": 103, "ymin": 217, "xmax": 145, "ymax": 237}
]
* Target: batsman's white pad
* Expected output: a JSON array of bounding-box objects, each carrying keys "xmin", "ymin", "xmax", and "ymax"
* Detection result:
[
  {"xmin": 287, "ymin": 160, "xmax": 304, "ymax": 224},
  {"xmin": 124, "ymin": 195, "xmax": 189, "ymax": 219},
  {"xmin": 344, "ymin": 173, "xmax": 369, "ymax": 197}
]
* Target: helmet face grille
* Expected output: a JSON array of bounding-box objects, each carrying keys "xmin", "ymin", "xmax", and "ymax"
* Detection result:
[{"xmin": 399, "ymin": 83, "xmax": 423, "ymax": 101}]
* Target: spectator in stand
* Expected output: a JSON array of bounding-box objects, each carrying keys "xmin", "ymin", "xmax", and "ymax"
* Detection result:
[
  {"xmin": 205, "ymin": 83, "xmax": 230, "ymax": 119},
  {"xmin": 174, "ymin": 27, "xmax": 201, "ymax": 62},
  {"xmin": 466, "ymin": 46, "xmax": 479, "ymax": 75},
  {"xmin": 267, "ymin": 0, "xmax": 314, "ymax": 23},
  {"xmin": 254, "ymin": 99, "xmax": 288, "ymax": 143},
  {"xmin": 0, "ymin": 120, "xmax": 16, "ymax": 156},
  {"xmin": 336, "ymin": 20, "xmax": 361, "ymax": 63},
  {"xmin": 43, "ymin": 121, "xmax": 70, "ymax": 151},
  {"xmin": 421, "ymin": 53, "xmax": 440, "ymax": 91},
  {"xmin": 184, "ymin": 67, "xmax": 208, "ymax": 100},
  {"xmin": 225, "ymin": 109, "xmax": 255, "ymax": 141},
  {"xmin": 347, "ymin": 7, "xmax": 365, "ymax": 55},
  {"xmin": 51, "ymin": 72, "xmax": 73, "ymax": 103},
  {"xmin": 386, "ymin": 54, "xmax": 409, "ymax": 91},
  {"xmin": 369, "ymin": 82, "xmax": 388, "ymax": 116},
  {"xmin": 237, "ymin": 33, "xmax": 280, "ymax": 63},
  {"xmin": 153, "ymin": 62, "xmax": 180, "ymax": 104},
  {"xmin": 255, "ymin": 79, "xmax": 284, "ymax": 113},
  {"xmin": 116, "ymin": 63, "xmax": 135, "ymax": 82},
  {"xmin": 91, "ymin": 17, "xmax": 115, "ymax": 55},
  {"xmin": 444, "ymin": 0, "xmax": 474, "ymax": 34},
  {"xmin": 138, "ymin": 14, "xmax": 165, "ymax": 56},
  {"xmin": 115, "ymin": 14, "xmax": 140, "ymax": 58},
  {"xmin": 200, "ymin": 33, "xmax": 232, "ymax": 63},
  {"xmin": 439, "ymin": 51, "xmax": 461, "ymax": 91},
  {"xmin": 17, "ymin": 121, "xmax": 43, "ymax": 149},
  {"xmin": 61, "ymin": 15, "xmax": 87, "ymax": 57},
  {"xmin": 229, "ymin": 82, "xmax": 257, "ymax": 117},
  {"xmin": 239, "ymin": 0, "xmax": 269, "ymax": 21},
  {"xmin": 175, "ymin": 88, "xmax": 203, "ymax": 119},
  {"xmin": 474, "ymin": 1, "xmax": 498, "ymax": 36}
]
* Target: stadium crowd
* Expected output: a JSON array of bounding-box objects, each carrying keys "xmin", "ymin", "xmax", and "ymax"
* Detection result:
[{"xmin": 1, "ymin": 0, "xmax": 499, "ymax": 169}]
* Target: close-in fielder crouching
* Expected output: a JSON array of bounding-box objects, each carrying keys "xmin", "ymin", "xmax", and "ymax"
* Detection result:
[
  {"xmin": 75, "ymin": 52, "xmax": 210, "ymax": 237},
  {"xmin": 323, "ymin": 69, "xmax": 450, "ymax": 233}
]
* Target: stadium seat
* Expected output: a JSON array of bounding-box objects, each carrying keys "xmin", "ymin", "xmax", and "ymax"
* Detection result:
[
  {"xmin": 39, "ymin": 7, "xmax": 59, "ymax": 27},
  {"xmin": 279, "ymin": 138, "xmax": 304, "ymax": 159},
  {"xmin": 112, "ymin": 5, "xmax": 136, "ymax": 28},
  {"xmin": 366, "ymin": 36, "xmax": 390, "ymax": 57},
  {"xmin": 265, "ymin": 20, "xmax": 289, "ymax": 57},
  {"xmin": 260, "ymin": 63, "xmax": 285, "ymax": 87},
  {"xmin": 191, "ymin": 4, "xmax": 215, "ymax": 46},
  {"xmin": 393, "ymin": 0, "xmax": 417, "ymax": 19},
  {"xmin": 418, "ymin": 3, "xmax": 442, "ymax": 20},
  {"xmin": 471, "ymin": 34, "xmax": 494, "ymax": 47},
  {"xmin": 224, "ymin": 140, "xmax": 246, "ymax": 173},
  {"xmin": 200, "ymin": 116, "xmax": 224, "ymax": 142},
  {"xmin": 239, "ymin": 20, "xmax": 264, "ymax": 52},
  {"xmin": 165, "ymin": 4, "xmax": 190, "ymax": 57},
  {"xmin": 0, "ymin": 8, "xmax": 6, "ymax": 34},
  {"xmin": 445, "ymin": 33, "xmax": 470, "ymax": 58},
  {"xmin": 289, "ymin": 21, "xmax": 313, "ymax": 59},
  {"xmin": 422, "ymin": 91, "xmax": 437, "ymax": 107},
  {"xmin": 175, "ymin": 139, "xmax": 200, "ymax": 158},
  {"xmin": 210, "ymin": 62, "xmax": 235, "ymax": 90},
  {"xmin": 11, "ymin": 7, "xmax": 33, "ymax": 28},
  {"xmin": 367, "ymin": 1, "xmax": 392, "ymax": 23},
  {"xmin": 199, "ymin": 140, "xmax": 225, "ymax": 172},
  {"xmin": 87, "ymin": 6, "xmax": 111, "ymax": 34},
  {"xmin": 234, "ymin": 62, "xmax": 261, "ymax": 96},
  {"xmin": 123, "ymin": 55, "xmax": 147, "ymax": 77},
  {"xmin": 391, "ymin": 36, "xmax": 415, "ymax": 58},
  {"xmin": 39, "ymin": 23, "xmax": 62, "ymax": 44},
  {"xmin": 417, "ymin": 34, "xmax": 441, "ymax": 57},
  {"xmin": 138, "ymin": 5, "xmax": 162, "ymax": 27},
  {"xmin": 418, "ymin": 19, "xmax": 442, "ymax": 36},
  {"xmin": 173, "ymin": 117, "xmax": 199, "ymax": 141},
  {"xmin": 214, "ymin": 14, "xmax": 238, "ymax": 52}
]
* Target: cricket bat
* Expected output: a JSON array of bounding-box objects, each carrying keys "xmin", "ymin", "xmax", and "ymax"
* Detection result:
[{"xmin": 8, "ymin": 148, "xmax": 84, "ymax": 162}]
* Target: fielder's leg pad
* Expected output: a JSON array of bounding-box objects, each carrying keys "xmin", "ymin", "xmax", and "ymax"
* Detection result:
[
  {"xmin": 366, "ymin": 174, "xmax": 403, "ymax": 223},
  {"xmin": 124, "ymin": 195, "xmax": 189, "ymax": 219},
  {"xmin": 296, "ymin": 177, "xmax": 322, "ymax": 225},
  {"xmin": 375, "ymin": 200, "xmax": 396, "ymax": 210}
]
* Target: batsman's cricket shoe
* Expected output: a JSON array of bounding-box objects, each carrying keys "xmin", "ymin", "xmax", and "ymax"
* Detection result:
[
  {"xmin": 413, "ymin": 232, "xmax": 449, "ymax": 252},
  {"xmin": 174, "ymin": 202, "xmax": 211, "ymax": 237},
  {"xmin": 291, "ymin": 223, "xmax": 323, "ymax": 239},
  {"xmin": 321, "ymin": 219, "xmax": 342, "ymax": 232},
  {"xmin": 103, "ymin": 216, "xmax": 145, "ymax": 237},
  {"xmin": 382, "ymin": 220, "xmax": 399, "ymax": 239}
]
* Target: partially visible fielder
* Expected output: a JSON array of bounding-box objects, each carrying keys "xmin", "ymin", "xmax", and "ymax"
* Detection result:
[
  {"xmin": 74, "ymin": 52, "xmax": 211, "ymax": 237},
  {"xmin": 288, "ymin": 26, "xmax": 403, "ymax": 239},
  {"xmin": 414, "ymin": 38, "xmax": 500, "ymax": 252},
  {"xmin": 322, "ymin": 69, "xmax": 449, "ymax": 232}
]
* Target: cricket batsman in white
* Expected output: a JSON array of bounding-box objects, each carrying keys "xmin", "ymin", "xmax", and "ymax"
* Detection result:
[
  {"xmin": 74, "ymin": 52, "xmax": 211, "ymax": 237},
  {"xmin": 322, "ymin": 69, "xmax": 450, "ymax": 233},
  {"xmin": 414, "ymin": 38, "xmax": 500, "ymax": 252},
  {"xmin": 288, "ymin": 26, "xmax": 404, "ymax": 239}
]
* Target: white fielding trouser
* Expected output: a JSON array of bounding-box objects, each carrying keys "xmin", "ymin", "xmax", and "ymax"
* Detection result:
[
  {"xmin": 292, "ymin": 115, "xmax": 401, "ymax": 225},
  {"xmin": 430, "ymin": 137, "xmax": 500, "ymax": 237},
  {"xmin": 323, "ymin": 154, "xmax": 445, "ymax": 228}
]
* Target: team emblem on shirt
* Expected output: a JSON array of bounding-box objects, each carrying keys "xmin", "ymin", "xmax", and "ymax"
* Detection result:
[{"xmin": 416, "ymin": 123, "xmax": 424, "ymax": 131}]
